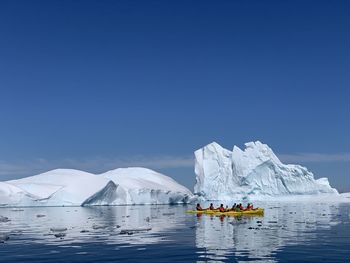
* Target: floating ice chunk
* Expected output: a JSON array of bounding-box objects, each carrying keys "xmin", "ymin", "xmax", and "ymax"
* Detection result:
[
  {"xmin": 36, "ymin": 214, "xmax": 46, "ymax": 218},
  {"xmin": 92, "ymin": 225, "xmax": 108, "ymax": 230},
  {"xmin": 0, "ymin": 216, "xmax": 10, "ymax": 223},
  {"xmin": 50, "ymin": 227, "xmax": 67, "ymax": 232},
  {"xmin": 119, "ymin": 227, "xmax": 152, "ymax": 235},
  {"xmin": 0, "ymin": 234, "xmax": 9, "ymax": 243},
  {"xmin": 54, "ymin": 233, "xmax": 66, "ymax": 238}
]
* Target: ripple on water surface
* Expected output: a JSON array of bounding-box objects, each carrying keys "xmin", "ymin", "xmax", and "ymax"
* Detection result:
[{"xmin": 1, "ymin": 202, "xmax": 350, "ymax": 262}]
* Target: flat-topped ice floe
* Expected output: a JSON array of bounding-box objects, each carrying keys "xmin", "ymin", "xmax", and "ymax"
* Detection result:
[
  {"xmin": 194, "ymin": 141, "xmax": 341, "ymax": 201},
  {"xmin": 0, "ymin": 168, "xmax": 193, "ymax": 207}
]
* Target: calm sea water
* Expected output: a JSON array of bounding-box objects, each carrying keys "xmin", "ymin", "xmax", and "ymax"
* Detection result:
[{"xmin": 1, "ymin": 202, "xmax": 350, "ymax": 262}]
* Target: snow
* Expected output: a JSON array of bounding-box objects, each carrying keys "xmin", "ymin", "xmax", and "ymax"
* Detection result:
[
  {"xmin": 4, "ymin": 169, "xmax": 117, "ymax": 206},
  {"xmin": 102, "ymin": 167, "xmax": 193, "ymax": 205},
  {"xmin": 194, "ymin": 141, "xmax": 340, "ymax": 201},
  {"xmin": 1, "ymin": 141, "xmax": 346, "ymax": 206},
  {"xmin": 0, "ymin": 168, "xmax": 193, "ymax": 207},
  {"xmin": 340, "ymin": 192, "xmax": 350, "ymax": 199},
  {"xmin": 0, "ymin": 182, "xmax": 35, "ymax": 206}
]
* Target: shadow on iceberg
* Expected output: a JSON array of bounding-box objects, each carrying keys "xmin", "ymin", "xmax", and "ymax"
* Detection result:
[{"xmin": 81, "ymin": 181, "xmax": 118, "ymax": 206}]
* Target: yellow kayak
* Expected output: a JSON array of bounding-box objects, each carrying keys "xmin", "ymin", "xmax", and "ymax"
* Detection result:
[{"xmin": 186, "ymin": 208, "xmax": 264, "ymax": 216}]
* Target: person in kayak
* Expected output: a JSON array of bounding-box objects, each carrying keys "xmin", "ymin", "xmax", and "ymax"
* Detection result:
[
  {"xmin": 246, "ymin": 203, "xmax": 254, "ymax": 210},
  {"xmin": 196, "ymin": 203, "xmax": 204, "ymax": 211},
  {"xmin": 218, "ymin": 204, "xmax": 225, "ymax": 212},
  {"xmin": 236, "ymin": 203, "xmax": 243, "ymax": 212},
  {"xmin": 230, "ymin": 203, "xmax": 237, "ymax": 211},
  {"xmin": 208, "ymin": 203, "xmax": 215, "ymax": 210}
]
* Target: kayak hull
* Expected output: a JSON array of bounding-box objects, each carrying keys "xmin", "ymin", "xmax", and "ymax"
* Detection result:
[{"xmin": 186, "ymin": 208, "xmax": 264, "ymax": 216}]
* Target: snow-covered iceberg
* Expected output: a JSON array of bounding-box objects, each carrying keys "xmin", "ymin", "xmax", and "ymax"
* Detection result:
[
  {"xmin": 1, "ymin": 169, "xmax": 117, "ymax": 207},
  {"xmin": 0, "ymin": 168, "xmax": 193, "ymax": 207},
  {"xmin": 102, "ymin": 167, "xmax": 193, "ymax": 205},
  {"xmin": 194, "ymin": 141, "xmax": 338, "ymax": 201}
]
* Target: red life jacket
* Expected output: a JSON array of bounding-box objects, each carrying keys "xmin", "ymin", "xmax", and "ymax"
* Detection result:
[{"xmin": 219, "ymin": 207, "xmax": 225, "ymax": 212}]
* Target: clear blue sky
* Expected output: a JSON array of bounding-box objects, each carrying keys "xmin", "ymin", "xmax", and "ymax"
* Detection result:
[{"xmin": 0, "ymin": 1, "xmax": 349, "ymax": 192}]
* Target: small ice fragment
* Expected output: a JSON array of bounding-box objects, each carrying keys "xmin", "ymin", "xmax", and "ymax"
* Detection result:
[
  {"xmin": 36, "ymin": 214, "xmax": 46, "ymax": 218},
  {"xmin": 92, "ymin": 225, "xmax": 108, "ymax": 230},
  {"xmin": 0, "ymin": 216, "xmax": 10, "ymax": 223},
  {"xmin": 54, "ymin": 233, "xmax": 66, "ymax": 238},
  {"xmin": 11, "ymin": 209, "xmax": 24, "ymax": 212},
  {"xmin": 50, "ymin": 227, "xmax": 67, "ymax": 232},
  {"xmin": 0, "ymin": 234, "xmax": 9, "ymax": 243},
  {"xmin": 162, "ymin": 213, "xmax": 175, "ymax": 216},
  {"xmin": 119, "ymin": 227, "xmax": 152, "ymax": 235}
]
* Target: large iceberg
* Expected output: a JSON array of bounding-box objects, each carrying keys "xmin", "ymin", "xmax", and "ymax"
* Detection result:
[
  {"xmin": 194, "ymin": 141, "xmax": 338, "ymax": 201},
  {"xmin": 102, "ymin": 167, "xmax": 193, "ymax": 205},
  {"xmin": 0, "ymin": 168, "xmax": 193, "ymax": 207}
]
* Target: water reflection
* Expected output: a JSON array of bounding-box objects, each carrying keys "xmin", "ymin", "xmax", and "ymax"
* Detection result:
[
  {"xmin": 0, "ymin": 205, "xmax": 188, "ymax": 246},
  {"xmin": 195, "ymin": 202, "xmax": 342, "ymax": 262},
  {"xmin": 0, "ymin": 202, "xmax": 346, "ymax": 262}
]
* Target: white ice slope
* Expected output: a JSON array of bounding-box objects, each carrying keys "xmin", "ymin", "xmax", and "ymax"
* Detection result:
[
  {"xmin": 0, "ymin": 168, "xmax": 193, "ymax": 207},
  {"xmin": 102, "ymin": 167, "xmax": 193, "ymax": 205},
  {"xmin": 3, "ymin": 169, "xmax": 117, "ymax": 206},
  {"xmin": 194, "ymin": 141, "xmax": 338, "ymax": 200}
]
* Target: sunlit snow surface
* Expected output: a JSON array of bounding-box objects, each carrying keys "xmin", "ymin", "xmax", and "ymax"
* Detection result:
[
  {"xmin": 0, "ymin": 168, "xmax": 193, "ymax": 207},
  {"xmin": 1, "ymin": 202, "xmax": 350, "ymax": 262}
]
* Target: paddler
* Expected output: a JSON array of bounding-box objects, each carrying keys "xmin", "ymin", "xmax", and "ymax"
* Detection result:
[
  {"xmin": 230, "ymin": 203, "xmax": 237, "ymax": 211},
  {"xmin": 196, "ymin": 203, "xmax": 204, "ymax": 211},
  {"xmin": 246, "ymin": 203, "xmax": 253, "ymax": 210},
  {"xmin": 208, "ymin": 203, "xmax": 215, "ymax": 210},
  {"xmin": 235, "ymin": 203, "xmax": 243, "ymax": 212},
  {"xmin": 218, "ymin": 204, "xmax": 225, "ymax": 212}
]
